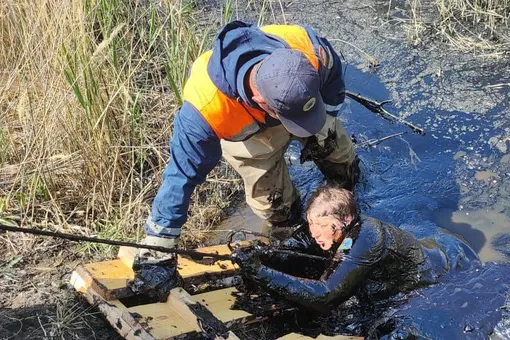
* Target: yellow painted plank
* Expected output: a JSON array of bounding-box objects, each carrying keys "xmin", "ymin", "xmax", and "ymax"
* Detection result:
[
  {"xmin": 118, "ymin": 244, "xmax": 238, "ymax": 279},
  {"xmin": 73, "ymin": 244, "xmax": 239, "ymax": 300},
  {"xmin": 192, "ymin": 287, "xmax": 252, "ymax": 324},
  {"xmin": 127, "ymin": 300, "xmax": 199, "ymax": 339},
  {"xmin": 84, "ymin": 259, "xmax": 134, "ymax": 290},
  {"xmin": 71, "ymin": 261, "xmax": 134, "ymax": 300},
  {"xmin": 177, "ymin": 257, "xmax": 237, "ymax": 279},
  {"xmin": 178, "ymin": 244, "xmax": 238, "ymax": 279},
  {"xmin": 70, "ymin": 271, "xmax": 155, "ymax": 340}
]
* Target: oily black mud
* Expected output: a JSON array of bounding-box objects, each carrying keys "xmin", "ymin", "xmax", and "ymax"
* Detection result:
[
  {"xmin": 299, "ymin": 131, "xmax": 338, "ymax": 164},
  {"xmin": 230, "ymin": 280, "xmax": 294, "ymax": 316},
  {"xmin": 129, "ymin": 256, "xmax": 182, "ymax": 302},
  {"xmin": 200, "ymin": 0, "xmax": 510, "ymax": 338},
  {"xmin": 187, "ymin": 302, "xmax": 230, "ymax": 339}
]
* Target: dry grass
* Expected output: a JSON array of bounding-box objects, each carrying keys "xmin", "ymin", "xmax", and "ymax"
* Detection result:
[
  {"xmin": 404, "ymin": 0, "xmax": 510, "ymax": 55},
  {"xmin": 0, "ymin": 0, "xmax": 240, "ymax": 250}
]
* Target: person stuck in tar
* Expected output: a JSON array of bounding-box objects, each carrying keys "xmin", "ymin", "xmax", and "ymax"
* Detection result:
[
  {"xmin": 231, "ymin": 186, "xmax": 480, "ymax": 310},
  {"xmin": 128, "ymin": 20, "xmax": 360, "ymax": 299}
]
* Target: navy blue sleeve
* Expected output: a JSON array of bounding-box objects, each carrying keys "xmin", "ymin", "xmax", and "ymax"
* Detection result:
[
  {"xmin": 147, "ymin": 102, "xmax": 222, "ymax": 238},
  {"xmin": 302, "ymin": 25, "xmax": 346, "ymax": 113},
  {"xmin": 317, "ymin": 37, "xmax": 346, "ymax": 110}
]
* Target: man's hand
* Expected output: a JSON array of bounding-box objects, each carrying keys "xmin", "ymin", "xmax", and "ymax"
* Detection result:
[
  {"xmin": 128, "ymin": 236, "xmax": 182, "ymax": 302},
  {"xmin": 300, "ymin": 131, "xmax": 337, "ymax": 164},
  {"xmin": 300, "ymin": 114, "xmax": 338, "ymax": 164}
]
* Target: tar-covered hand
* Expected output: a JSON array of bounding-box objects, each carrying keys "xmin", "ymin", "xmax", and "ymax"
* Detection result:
[
  {"xmin": 300, "ymin": 131, "xmax": 338, "ymax": 164},
  {"xmin": 128, "ymin": 236, "xmax": 182, "ymax": 302},
  {"xmin": 231, "ymin": 243, "xmax": 270, "ymax": 275}
]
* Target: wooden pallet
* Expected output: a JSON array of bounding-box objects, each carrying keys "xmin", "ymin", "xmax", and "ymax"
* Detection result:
[{"xmin": 70, "ymin": 244, "xmax": 362, "ymax": 340}]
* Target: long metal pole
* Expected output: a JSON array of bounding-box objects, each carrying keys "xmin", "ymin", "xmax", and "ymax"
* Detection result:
[
  {"xmin": 0, "ymin": 224, "xmax": 328, "ymax": 261},
  {"xmin": 0, "ymin": 224, "xmax": 231, "ymax": 260}
]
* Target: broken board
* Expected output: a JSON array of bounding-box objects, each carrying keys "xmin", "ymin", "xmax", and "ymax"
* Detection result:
[
  {"xmin": 71, "ymin": 244, "xmax": 282, "ymax": 339},
  {"xmin": 70, "ymin": 244, "xmax": 363, "ymax": 339}
]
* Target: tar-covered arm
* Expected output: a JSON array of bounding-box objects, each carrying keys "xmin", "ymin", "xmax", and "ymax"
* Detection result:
[{"xmin": 252, "ymin": 225, "xmax": 386, "ymax": 310}]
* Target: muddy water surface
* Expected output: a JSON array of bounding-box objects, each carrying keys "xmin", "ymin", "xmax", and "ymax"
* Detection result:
[{"xmin": 203, "ymin": 0, "xmax": 510, "ymax": 338}]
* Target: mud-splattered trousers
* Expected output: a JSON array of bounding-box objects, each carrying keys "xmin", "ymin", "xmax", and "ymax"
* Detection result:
[
  {"xmin": 250, "ymin": 217, "xmax": 480, "ymax": 311},
  {"xmin": 221, "ymin": 114, "xmax": 355, "ymax": 223}
]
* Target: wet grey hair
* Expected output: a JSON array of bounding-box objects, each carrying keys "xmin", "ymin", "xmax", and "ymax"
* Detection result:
[{"xmin": 305, "ymin": 185, "xmax": 358, "ymax": 223}]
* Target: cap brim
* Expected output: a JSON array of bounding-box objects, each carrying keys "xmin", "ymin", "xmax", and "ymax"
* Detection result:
[{"xmin": 277, "ymin": 95, "xmax": 327, "ymax": 138}]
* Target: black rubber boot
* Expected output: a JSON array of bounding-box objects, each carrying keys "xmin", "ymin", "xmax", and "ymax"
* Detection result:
[
  {"xmin": 313, "ymin": 156, "xmax": 360, "ymax": 191},
  {"xmin": 129, "ymin": 255, "xmax": 183, "ymax": 302},
  {"xmin": 264, "ymin": 198, "xmax": 306, "ymax": 242}
]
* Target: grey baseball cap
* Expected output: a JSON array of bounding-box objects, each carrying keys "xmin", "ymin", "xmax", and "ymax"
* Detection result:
[{"xmin": 255, "ymin": 48, "xmax": 326, "ymax": 138}]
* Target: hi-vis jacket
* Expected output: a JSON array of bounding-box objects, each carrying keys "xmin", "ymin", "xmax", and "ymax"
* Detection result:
[{"xmin": 147, "ymin": 21, "xmax": 346, "ymax": 238}]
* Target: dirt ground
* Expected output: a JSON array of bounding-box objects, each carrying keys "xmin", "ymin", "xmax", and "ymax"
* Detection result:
[
  {"xmin": 2, "ymin": 0, "xmax": 509, "ymax": 339},
  {"xmin": 0, "ymin": 237, "xmax": 121, "ymax": 339}
]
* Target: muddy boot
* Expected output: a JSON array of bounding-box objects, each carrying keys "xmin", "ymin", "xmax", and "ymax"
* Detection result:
[
  {"xmin": 262, "ymin": 219, "xmax": 305, "ymax": 243},
  {"xmin": 314, "ymin": 156, "xmax": 360, "ymax": 191},
  {"xmin": 262, "ymin": 199, "xmax": 306, "ymax": 242},
  {"xmin": 128, "ymin": 236, "xmax": 183, "ymax": 302}
]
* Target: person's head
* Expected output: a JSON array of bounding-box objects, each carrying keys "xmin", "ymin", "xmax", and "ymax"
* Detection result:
[
  {"xmin": 306, "ymin": 186, "xmax": 358, "ymax": 250},
  {"xmin": 248, "ymin": 48, "xmax": 326, "ymax": 138}
]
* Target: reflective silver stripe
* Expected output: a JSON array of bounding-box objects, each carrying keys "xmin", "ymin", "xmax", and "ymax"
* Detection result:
[
  {"xmin": 145, "ymin": 215, "xmax": 181, "ymax": 237},
  {"xmin": 325, "ymin": 103, "xmax": 343, "ymax": 112},
  {"xmin": 227, "ymin": 122, "xmax": 261, "ymax": 142}
]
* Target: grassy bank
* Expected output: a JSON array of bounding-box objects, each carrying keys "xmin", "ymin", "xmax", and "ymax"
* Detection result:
[
  {"xmin": 0, "ymin": 0, "xmax": 240, "ymax": 252},
  {"xmin": 405, "ymin": 0, "xmax": 510, "ymax": 55}
]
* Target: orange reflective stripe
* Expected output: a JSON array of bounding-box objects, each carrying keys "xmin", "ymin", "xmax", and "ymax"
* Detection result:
[
  {"xmin": 261, "ymin": 25, "xmax": 319, "ymax": 71},
  {"xmin": 183, "ymin": 51, "xmax": 265, "ymax": 140},
  {"xmin": 183, "ymin": 25, "xmax": 319, "ymax": 140}
]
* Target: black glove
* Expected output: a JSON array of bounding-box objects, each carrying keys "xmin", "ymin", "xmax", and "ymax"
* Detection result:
[
  {"xmin": 300, "ymin": 130, "xmax": 338, "ymax": 164},
  {"xmin": 128, "ymin": 236, "xmax": 182, "ymax": 302}
]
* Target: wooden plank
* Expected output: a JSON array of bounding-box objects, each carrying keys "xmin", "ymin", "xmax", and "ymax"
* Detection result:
[
  {"xmin": 117, "ymin": 245, "xmax": 238, "ymax": 279},
  {"xmin": 192, "ymin": 287, "xmax": 254, "ymax": 327},
  {"xmin": 72, "ymin": 271, "xmax": 242, "ymax": 340},
  {"xmin": 85, "ymin": 260, "xmax": 134, "ymax": 289},
  {"xmin": 70, "ymin": 272, "xmax": 155, "ymax": 340},
  {"xmin": 73, "ymin": 245, "xmax": 239, "ymax": 300},
  {"xmin": 177, "ymin": 250, "xmax": 238, "ymax": 279},
  {"xmin": 125, "ymin": 288, "xmax": 241, "ymax": 339},
  {"xmin": 126, "ymin": 299, "xmax": 197, "ymax": 339},
  {"xmin": 168, "ymin": 288, "xmax": 240, "ymax": 340},
  {"xmin": 70, "ymin": 244, "xmax": 287, "ymax": 339},
  {"xmin": 70, "ymin": 260, "xmax": 134, "ymax": 300},
  {"xmin": 278, "ymin": 333, "xmax": 364, "ymax": 340}
]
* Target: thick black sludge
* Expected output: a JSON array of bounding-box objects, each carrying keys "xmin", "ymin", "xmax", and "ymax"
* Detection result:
[
  {"xmin": 253, "ymin": 62, "xmax": 510, "ymax": 338},
  {"xmin": 373, "ymin": 263, "xmax": 510, "ymax": 339},
  {"xmin": 197, "ymin": 1, "xmax": 510, "ymax": 337},
  {"xmin": 307, "ymin": 262, "xmax": 510, "ymax": 339},
  {"xmin": 275, "ymin": 64, "xmax": 510, "ymax": 338}
]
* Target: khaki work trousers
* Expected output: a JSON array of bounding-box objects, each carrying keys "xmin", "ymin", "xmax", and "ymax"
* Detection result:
[{"xmin": 221, "ymin": 115, "xmax": 355, "ymax": 222}]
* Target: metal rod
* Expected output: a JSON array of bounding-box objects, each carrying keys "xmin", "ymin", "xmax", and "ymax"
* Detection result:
[
  {"xmin": 0, "ymin": 224, "xmax": 329, "ymax": 262},
  {"xmin": 0, "ymin": 224, "xmax": 231, "ymax": 260},
  {"xmin": 345, "ymin": 90, "xmax": 426, "ymax": 135}
]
